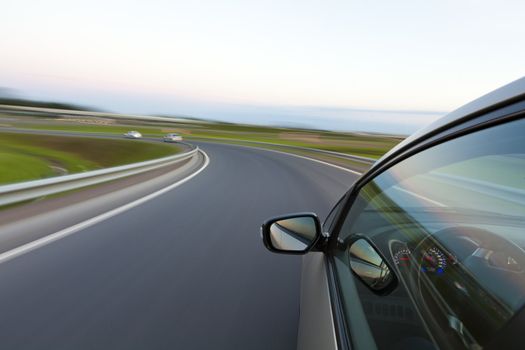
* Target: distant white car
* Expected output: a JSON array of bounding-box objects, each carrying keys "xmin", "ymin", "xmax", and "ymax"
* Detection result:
[
  {"xmin": 163, "ymin": 133, "xmax": 183, "ymax": 142},
  {"xmin": 124, "ymin": 131, "xmax": 142, "ymax": 139}
]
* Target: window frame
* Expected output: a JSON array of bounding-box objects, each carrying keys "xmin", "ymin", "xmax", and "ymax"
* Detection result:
[
  {"xmin": 328, "ymin": 102, "xmax": 525, "ymax": 249},
  {"xmin": 323, "ymin": 100, "xmax": 525, "ymax": 350}
]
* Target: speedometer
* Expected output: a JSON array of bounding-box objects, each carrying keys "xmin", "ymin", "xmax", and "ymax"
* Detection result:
[{"xmin": 421, "ymin": 247, "xmax": 447, "ymax": 275}]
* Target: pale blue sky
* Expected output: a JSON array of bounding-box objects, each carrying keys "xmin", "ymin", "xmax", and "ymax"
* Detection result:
[{"xmin": 2, "ymin": 0, "xmax": 525, "ymax": 133}]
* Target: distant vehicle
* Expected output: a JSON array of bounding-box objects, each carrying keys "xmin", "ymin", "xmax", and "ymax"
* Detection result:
[
  {"xmin": 163, "ymin": 133, "xmax": 183, "ymax": 142},
  {"xmin": 261, "ymin": 77, "xmax": 525, "ymax": 350},
  {"xmin": 124, "ymin": 131, "xmax": 142, "ymax": 139}
]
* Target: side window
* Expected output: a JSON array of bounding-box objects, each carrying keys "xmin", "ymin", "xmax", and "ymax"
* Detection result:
[{"xmin": 332, "ymin": 118, "xmax": 525, "ymax": 350}]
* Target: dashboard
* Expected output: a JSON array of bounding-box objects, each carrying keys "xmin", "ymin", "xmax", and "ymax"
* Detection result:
[{"xmin": 388, "ymin": 226, "xmax": 525, "ymax": 349}]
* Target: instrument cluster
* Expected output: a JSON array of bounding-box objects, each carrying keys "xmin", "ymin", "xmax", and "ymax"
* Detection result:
[{"xmin": 393, "ymin": 245, "xmax": 457, "ymax": 275}]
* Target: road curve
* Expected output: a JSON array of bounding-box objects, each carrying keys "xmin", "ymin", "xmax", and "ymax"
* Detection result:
[{"xmin": 0, "ymin": 141, "xmax": 359, "ymax": 349}]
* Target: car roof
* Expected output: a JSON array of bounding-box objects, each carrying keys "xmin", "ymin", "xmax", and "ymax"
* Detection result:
[{"xmin": 374, "ymin": 76, "xmax": 525, "ymax": 168}]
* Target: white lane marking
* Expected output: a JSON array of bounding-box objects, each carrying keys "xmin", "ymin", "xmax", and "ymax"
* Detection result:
[
  {"xmin": 393, "ymin": 186, "xmax": 447, "ymax": 207},
  {"xmin": 0, "ymin": 151, "xmax": 210, "ymax": 265},
  {"xmin": 214, "ymin": 142, "xmax": 364, "ymax": 176},
  {"xmin": 224, "ymin": 142, "xmax": 445, "ymax": 208}
]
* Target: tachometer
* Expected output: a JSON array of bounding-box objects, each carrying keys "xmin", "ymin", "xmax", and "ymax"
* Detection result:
[
  {"xmin": 394, "ymin": 248, "xmax": 411, "ymax": 267},
  {"xmin": 421, "ymin": 247, "xmax": 447, "ymax": 275}
]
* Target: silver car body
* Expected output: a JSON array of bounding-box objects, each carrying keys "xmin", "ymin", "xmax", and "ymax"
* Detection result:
[
  {"xmin": 296, "ymin": 76, "xmax": 525, "ymax": 350},
  {"xmin": 124, "ymin": 131, "xmax": 142, "ymax": 139},
  {"xmin": 163, "ymin": 133, "xmax": 183, "ymax": 142}
]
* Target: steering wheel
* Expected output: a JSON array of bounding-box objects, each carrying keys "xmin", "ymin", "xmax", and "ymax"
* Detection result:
[
  {"xmin": 411, "ymin": 226, "xmax": 525, "ymax": 348},
  {"xmin": 422, "ymin": 227, "xmax": 525, "ymax": 335}
]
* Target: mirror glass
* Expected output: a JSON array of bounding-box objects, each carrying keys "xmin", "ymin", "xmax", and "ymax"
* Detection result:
[
  {"xmin": 349, "ymin": 238, "xmax": 394, "ymax": 291},
  {"xmin": 269, "ymin": 216, "xmax": 317, "ymax": 252}
]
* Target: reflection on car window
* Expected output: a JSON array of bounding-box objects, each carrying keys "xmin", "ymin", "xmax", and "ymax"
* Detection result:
[{"xmin": 333, "ymin": 118, "xmax": 525, "ymax": 350}]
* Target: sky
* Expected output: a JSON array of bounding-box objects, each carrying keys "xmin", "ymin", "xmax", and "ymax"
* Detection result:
[{"xmin": 2, "ymin": 0, "xmax": 525, "ymax": 134}]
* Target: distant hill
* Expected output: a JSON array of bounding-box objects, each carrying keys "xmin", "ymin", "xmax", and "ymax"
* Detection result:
[{"xmin": 0, "ymin": 97, "xmax": 99, "ymax": 112}]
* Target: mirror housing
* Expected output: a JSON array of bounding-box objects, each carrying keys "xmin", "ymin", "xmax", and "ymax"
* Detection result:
[
  {"xmin": 261, "ymin": 213, "xmax": 322, "ymax": 254},
  {"xmin": 348, "ymin": 237, "xmax": 396, "ymax": 294}
]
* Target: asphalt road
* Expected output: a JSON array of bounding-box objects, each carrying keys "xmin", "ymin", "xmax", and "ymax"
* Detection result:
[{"xmin": 0, "ymin": 141, "xmax": 359, "ymax": 349}]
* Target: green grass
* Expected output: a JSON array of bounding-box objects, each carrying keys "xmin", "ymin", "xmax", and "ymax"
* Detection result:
[
  {"xmin": 0, "ymin": 132, "xmax": 180, "ymax": 185},
  {"xmin": 0, "ymin": 152, "xmax": 55, "ymax": 183},
  {"xmin": 4, "ymin": 116, "xmax": 403, "ymax": 160},
  {"xmin": 22, "ymin": 123, "xmax": 166, "ymax": 136},
  {"xmin": 186, "ymin": 132, "xmax": 395, "ymax": 159}
]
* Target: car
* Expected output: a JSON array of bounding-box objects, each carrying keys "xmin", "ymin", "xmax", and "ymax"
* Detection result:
[
  {"xmin": 163, "ymin": 133, "xmax": 183, "ymax": 142},
  {"xmin": 124, "ymin": 131, "xmax": 142, "ymax": 139},
  {"xmin": 261, "ymin": 77, "xmax": 525, "ymax": 350}
]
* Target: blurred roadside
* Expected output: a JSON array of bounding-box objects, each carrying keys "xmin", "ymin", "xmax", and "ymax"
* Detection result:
[
  {"xmin": 0, "ymin": 98, "xmax": 404, "ymax": 165},
  {"xmin": 0, "ymin": 95, "xmax": 396, "ymax": 260}
]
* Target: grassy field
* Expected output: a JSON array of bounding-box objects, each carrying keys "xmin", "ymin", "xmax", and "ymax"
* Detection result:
[
  {"xmin": 187, "ymin": 132, "xmax": 396, "ymax": 159},
  {"xmin": 0, "ymin": 132, "xmax": 180, "ymax": 185},
  {"xmin": 20, "ymin": 123, "xmax": 166, "ymax": 137},
  {"xmin": 3, "ymin": 116, "xmax": 403, "ymax": 159}
]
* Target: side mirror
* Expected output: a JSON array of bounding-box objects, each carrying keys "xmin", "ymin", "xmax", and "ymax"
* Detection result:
[
  {"xmin": 261, "ymin": 213, "xmax": 321, "ymax": 254},
  {"xmin": 348, "ymin": 238, "xmax": 396, "ymax": 293}
]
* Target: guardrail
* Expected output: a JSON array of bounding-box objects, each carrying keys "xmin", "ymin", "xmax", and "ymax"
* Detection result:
[
  {"xmin": 0, "ymin": 147, "xmax": 200, "ymax": 207},
  {"xmin": 189, "ymin": 137, "xmax": 376, "ymax": 165}
]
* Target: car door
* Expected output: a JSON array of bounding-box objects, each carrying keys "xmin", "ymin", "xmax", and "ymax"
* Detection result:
[{"xmin": 325, "ymin": 116, "xmax": 525, "ymax": 350}]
